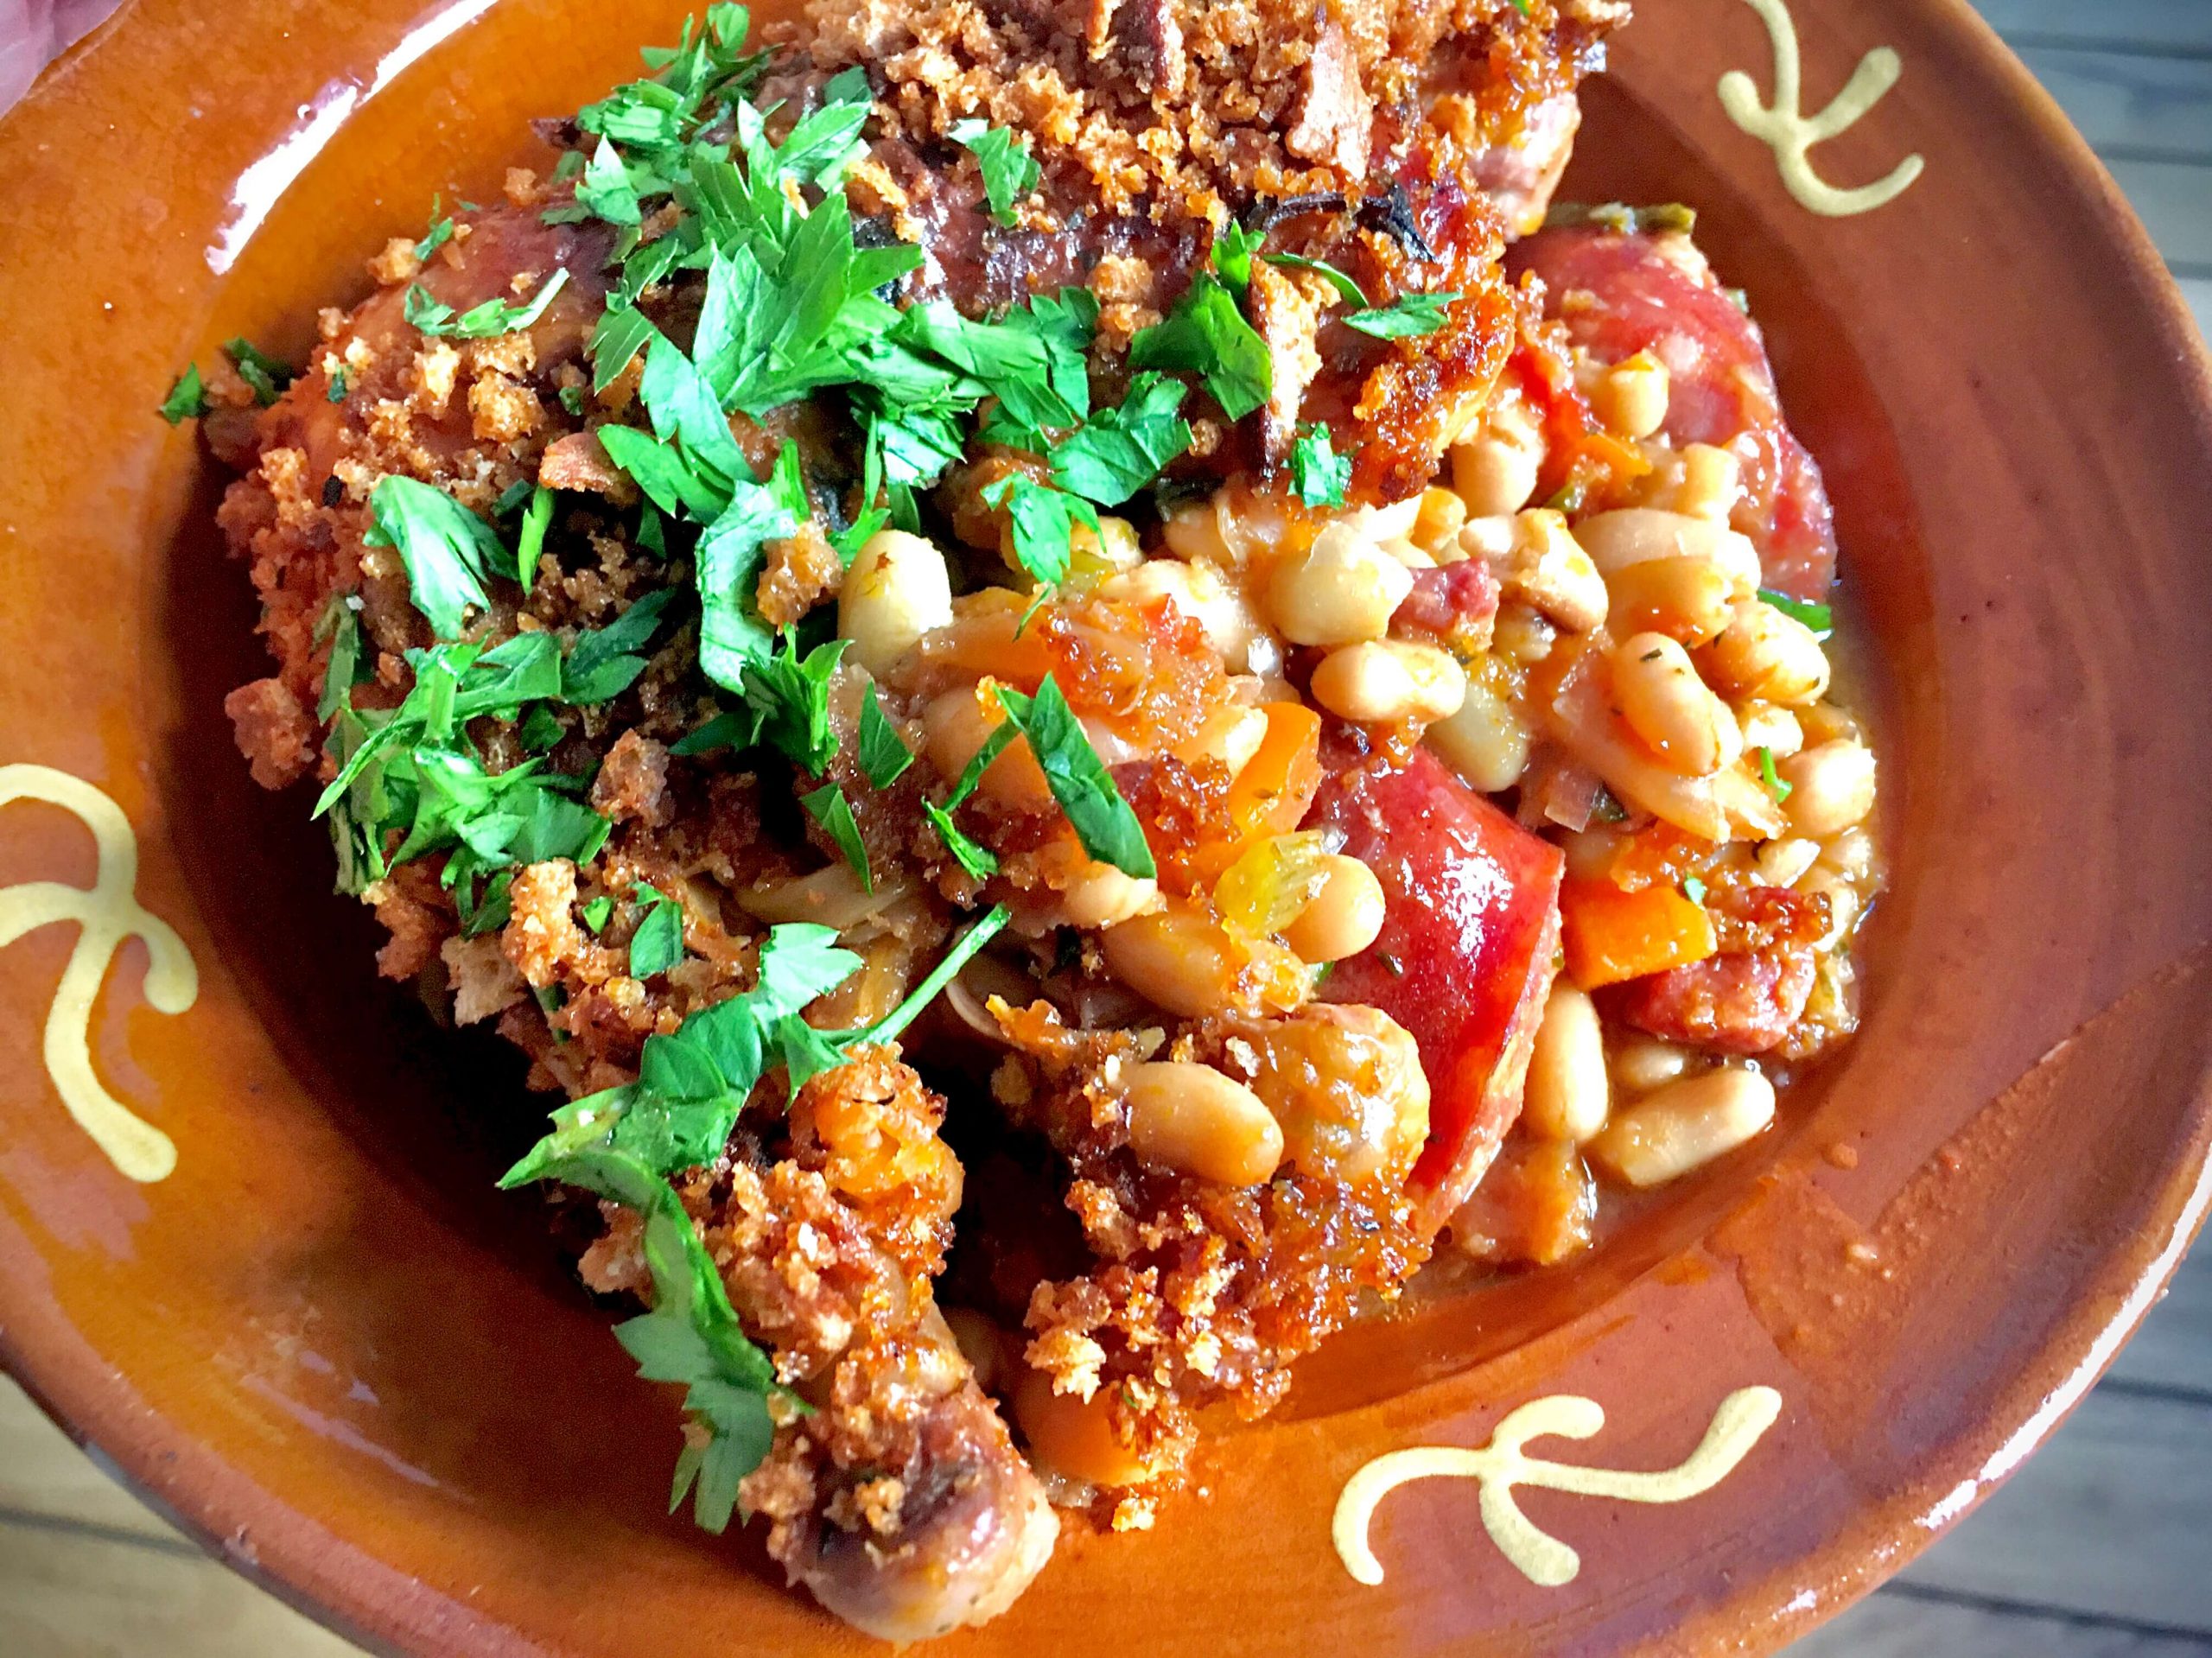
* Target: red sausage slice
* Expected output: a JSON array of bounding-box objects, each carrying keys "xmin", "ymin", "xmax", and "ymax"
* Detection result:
[
  {"xmin": 1507, "ymin": 226, "xmax": 1838, "ymax": 600},
  {"xmin": 1305, "ymin": 746, "xmax": 1565, "ymax": 1232}
]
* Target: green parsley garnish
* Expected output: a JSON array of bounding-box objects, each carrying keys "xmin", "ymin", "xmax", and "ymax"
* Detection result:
[
  {"xmin": 502, "ymin": 1142, "xmax": 783, "ymax": 1533},
  {"xmin": 1758, "ymin": 745, "xmax": 1793, "ymax": 802},
  {"xmin": 516, "ymin": 484, "xmax": 553, "ymax": 591},
  {"xmin": 1290, "ymin": 422, "xmax": 1351, "ymax": 507},
  {"xmin": 995, "ymin": 675, "xmax": 1156, "ymax": 879},
  {"xmin": 1047, "ymin": 372, "xmax": 1192, "ymax": 506},
  {"xmin": 856, "ymin": 685, "xmax": 914, "ymax": 788},
  {"xmin": 985, "ymin": 473, "xmax": 1101, "ymax": 588},
  {"xmin": 1128, "ymin": 268, "xmax": 1271, "ymax": 420},
  {"xmin": 327, "ymin": 365, "xmax": 351, "ymax": 403},
  {"xmin": 314, "ymin": 597, "xmax": 367, "ymax": 722},
  {"xmin": 362, "ymin": 476, "xmax": 505, "ymax": 640},
  {"xmin": 1757, "ymin": 588, "xmax": 1834, "ymax": 638},
  {"xmin": 950, "ymin": 118, "xmax": 1040, "ymax": 227},
  {"xmin": 1263, "ymin": 251, "xmax": 1366, "ymax": 308},
  {"xmin": 576, "ymin": 137, "xmax": 645, "ymax": 226},
  {"xmin": 628, "ymin": 883, "xmax": 687, "ymax": 978},
  {"xmin": 404, "ymin": 267, "xmax": 570, "ymax": 340},
  {"xmin": 157, "ymin": 363, "xmax": 207, "ymax": 424},
  {"xmin": 925, "ymin": 719, "xmax": 1021, "ymax": 880},
  {"xmin": 1682, "ymin": 875, "xmax": 1707, "ymax": 905},
  {"xmin": 581, "ymin": 894, "xmax": 614, "ymax": 933},
  {"xmin": 1344, "ymin": 290, "xmax": 1462, "ymax": 340},
  {"xmin": 800, "ymin": 782, "xmax": 873, "ymax": 892},
  {"xmin": 226, "ymin": 338, "xmax": 293, "ymax": 404},
  {"xmin": 414, "ymin": 196, "xmax": 457, "ymax": 262}
]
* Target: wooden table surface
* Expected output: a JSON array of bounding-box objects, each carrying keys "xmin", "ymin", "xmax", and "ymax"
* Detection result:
[{"xmin": 3, "ymin": 0, "xmax": 2209, "ymax": 1651}]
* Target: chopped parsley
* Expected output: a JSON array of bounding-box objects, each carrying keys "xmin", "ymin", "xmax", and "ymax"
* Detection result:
[
  {"xmin": 314, "ymin": 597, "xmax": 367, "ymax": 722},
  {"xmin": 157, "ymin": 364, "xmax": 207, "ymax": 424},
  {"xmin": 1758, "ymin": 745, "xmax": 1793, "ymax": 802},
  {"xmin": 582, "ymin": 894, "xmax": 614, "ymax": 933},
  {"xmin": 404, "ymin": 268, "xmax": 570, "ymax": 340},
  {"xmin": 414, "ymin": 197, "xmax": 457, "ymax": 261},
  {"xmin": 1757, "ymin": 588, "xmax": 1834, "ymax": 638},
  {"xmin": 628, "ymin": 883, "xmax": 687, "ymax": 978},
  {"xmin": 800, "ymin": 782, "xmax": 873, "ymax": 892},
  {"xmin": 950, "ymin": 118, "xmax": 1040, "ymax": 227},
  {"xmin": 1047, "ymin": 372, "xmax": 1192, "ymax": 506},
  {"xmin": 924, "ymin": 717, "xmax": 1021, "ymax": 880},
  {"xmin": 1263, "ymin": 251, "xmax": 1365, "ymax": 308},
  {"xmin": 1344, "ymin": 290, "xmax": 1462, "ymax": 340},
  {"xmin": 515, "ymin": 484, "xmax": 553, "ymax": 591},
  {"xmin": 1682, "ymin": 875, "xmax": 1708, "ymax": 905},
  {"xmin": 985, "ymin": 473, "xmax": 1101, "ymax": 588},
  {"xmin": 363, "ymin": 475, "xmax": 505, "ymax": 640},
  {"xmin": 856, "ymin": 686, "xmax": 914, "ymax": 787},
  {"xmin": 327, "ymin": 365, "xmax": 351, "ymax": 403},
  {"xmin": 1128, "ymin": 267, "xmax": 1271, "ymax": 420},
  {"xmin": 995, "ymin": 676, "xmax": 1156, "ymax": 879},
  {"xmin": 225, "ymin": 338, "xmax": 293, "ymax": 404},
  {"xmin": 1291, "ymin": 422, "xmax": 1351, "ymax": 507}
]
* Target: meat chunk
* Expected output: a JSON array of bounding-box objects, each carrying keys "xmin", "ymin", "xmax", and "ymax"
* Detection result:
[
  {"xmin": 1604, "ymin": 884, "xmax": 1825, "ymax": 1054},
  {"xmin": 1508, "ymin": 226, "xmax": 1839, "ymax": 598},
  {"xmin": 1305, "ymin": 744, "xmax": 1566, "ymax": 1229},
  {"xmin": 1391, "ymin": 557, "xmax": 1499, "ymax": 646}
]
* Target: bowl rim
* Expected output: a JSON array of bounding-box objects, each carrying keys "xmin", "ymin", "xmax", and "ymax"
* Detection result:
[{"xmin": 3, "ymin": 0, "xmax": 2210, "ymax": 1653}]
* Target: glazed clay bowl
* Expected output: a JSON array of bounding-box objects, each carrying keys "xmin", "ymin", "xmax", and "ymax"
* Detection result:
[{"xmin": 2, "ymin": 0, "xmax": 2209, "ymax": 1652}]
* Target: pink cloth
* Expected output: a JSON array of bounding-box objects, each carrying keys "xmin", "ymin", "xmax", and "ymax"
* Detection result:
[{"xmin": 0, "ymin": 0, "xmax": 126, "ymax": 118}]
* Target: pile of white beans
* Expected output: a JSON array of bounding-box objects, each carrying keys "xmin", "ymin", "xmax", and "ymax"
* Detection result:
[{"xmin": 823, "ymin": 344, "xmax": 1883, "ymax": 1247}]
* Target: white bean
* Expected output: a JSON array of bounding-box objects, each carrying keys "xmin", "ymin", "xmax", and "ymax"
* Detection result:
[
  {"xmin": 1703, "ymin": 601, "xmax": 1832, "ymax": 706},
  {"xmin": 1310, "ymin": 640, "xmax": 1466, "ymax": 726},
  {"xmin": 1587, "ymin": 1067, "xmax": 1777, "ymax": 1187},
  {"xmin": 1102, "ymin": 907, "xmax": 1243, "ymax": 1018},
  {"xmin": 1264, "ymin": 524, "xmax": 1414, "ymax": 646},
  {"xmin": 1426, "ymin": 675, "xmax": 1531, "ymax": 792},
  {"xmin": 1281, "ymin": 854, "xmax": 1386, "ymax": 963},
  {"xmin": 1122, "ymin": 1061, "xmax": 1284, "ymax": 1186},
  {"xmin": 1593, "ymin": 351, "xmax": 1669, "ymax": 439},
  {"xmin": 1451, "ymin": 429, "xmax": 1544, "ymax": 518},
  {"xmin": 1101, "ymin": 557, "xmax": 1266, "ymax": 670},
  {"xmin": 1060, "ymin": 861, "xmax": 1160, "ymax": 930},
  {"xmin": 1608, "ymin": 1034, "xmax": 1689, "ymax": 1094},
  {"xmin": 1173, "ymin": 706, "xmax": 1270, "ymax": 778},
  {"xmin": 1499, "ymin": 511, "xmax": 1609, "ymax": 633},
  {"xmin": 1523, "ymin": 982, "xmax": 1610, "ymax": 1142},
  {"xmin": 1754, "ymin": 836, "xmax": 1822, "ymax": 888},
  {"xmin": 838, "ymin": 530, "xmax": 954, "ymax": 676},
  {"xmin": 1739, "ymin": 702, "xmax": 1804, "ymax": 759},
  {"xmin": 1613, "ymin": 632, "xmax": 1743, "ymax": 777},
  {"xmin": 1675, "ymin": 443, "xmax": 1743, "ymax": 522},
  {"xmin": 1574, "ymin": 510, "xmax": 1762, "ymax": 596},
  {"xmin": 1779, "ymin": 740, "xmax": 1876, "ymax": 835}
]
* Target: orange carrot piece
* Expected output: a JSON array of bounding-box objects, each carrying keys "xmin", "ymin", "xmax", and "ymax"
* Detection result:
[{"xmin": 1560, "ymin": 877, "xmax": 1717, "ymax": 988}]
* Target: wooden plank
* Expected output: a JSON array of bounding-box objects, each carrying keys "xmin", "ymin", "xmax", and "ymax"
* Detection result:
[
  {"xmin": 0, "ymin": 1516, "xmax": 362, "ymax": 1658},
  {"xmin": 2101, "ymin": 156, "xmax": 2212, "ymax": 270},
  {"xmin": 2015, "ymin": 46, "xmax": 2212, "ymax": 158},
  {"xmin": 0, "ymin": 1376, "xmax": 176, "ymax": 1547},
  {"xmin": 1796, "ymin": 1586, "xmax": 2212, "ymax": 1656},
  {"xmin": 1891, "ymin": 1388, "xmax": 2212, "ymax": 1634},
  {"xmin": 1974, "ymin": 0, "xmax": 2212, "ymax": 54},
  {"xmin": 2107, "ymin": 1244, "xmax": 2212, "ymax": 1397},
  {"xmin": 2177, "ymin": 275, "xmax": 2212, "ymax": 340}
]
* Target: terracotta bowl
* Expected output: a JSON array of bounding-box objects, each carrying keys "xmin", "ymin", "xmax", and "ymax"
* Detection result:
[{"xmin": 2, "ymin": 0, "xmax": 2209, "ymax": 1651}]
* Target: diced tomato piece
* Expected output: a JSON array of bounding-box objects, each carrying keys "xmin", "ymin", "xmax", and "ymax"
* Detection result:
[
  {"xmin": 1304, "ymin": 745, "xmax": 1565, "ymax": 1231},
  {"xmin": 1507, "ymin": 226, "xmax": 1839, "ymax": 600}
]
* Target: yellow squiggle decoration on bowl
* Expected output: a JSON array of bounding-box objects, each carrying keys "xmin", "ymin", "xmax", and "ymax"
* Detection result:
[
  {"xmin": 1719, "ymin": 0, "xmax": 1923, "ymax": 218},
  {"xmin": 1334, "ymin": 1386, "xmax": 1783, "ymax": 1588},
  {"xmin": 0, "ymin": 765, "xmax": 197, "ymax": 1183}
]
